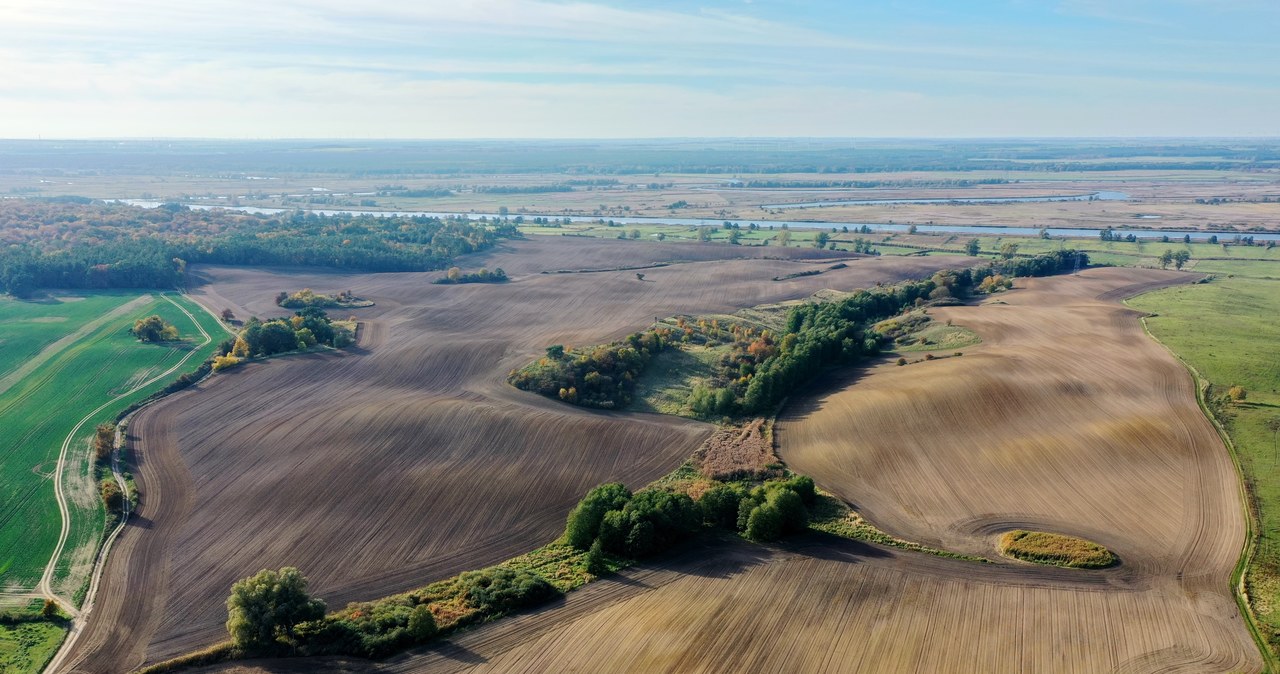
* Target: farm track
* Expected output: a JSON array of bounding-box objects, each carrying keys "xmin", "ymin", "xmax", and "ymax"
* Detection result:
[
  {"xmin": 197, "ymin": 266, "xmax": 1258, "ymax": 674},
  {"xmin": 56, "ymin": 238, "xmax": 968, "ymax": 673},
  {"xmin": 42, "ymin": 293, "xmax": 216, "ymax": 674}
]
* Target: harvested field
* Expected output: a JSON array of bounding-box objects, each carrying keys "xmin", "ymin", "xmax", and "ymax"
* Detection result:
[
  {"xmin": 190, "ymin": 266, "xmax": 1260, "ymax": 674},
  {"xmin": 57, "ymin": 237, "xmax": 971, "ymax": 673}
]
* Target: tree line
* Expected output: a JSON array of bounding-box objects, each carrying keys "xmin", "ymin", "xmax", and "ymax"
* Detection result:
[
  {"xmin": 0, "ymin": 200, "xmax": 518, "ymax": 296},
  {"xmin": 515, "ymin": 251, "xmax": 1086, "ymax": 419}
]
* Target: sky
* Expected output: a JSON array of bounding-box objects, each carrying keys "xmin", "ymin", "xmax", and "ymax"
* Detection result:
[{"xmin": 0, "ymin": 0, "xmax": 1277, "ymax": 138}]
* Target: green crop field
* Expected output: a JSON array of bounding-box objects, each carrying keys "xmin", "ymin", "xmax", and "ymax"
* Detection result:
[
  {"xmin": 0, "ymin": 290, "xmax": 225, "ymax": 607},
  {"xmin": 1128, "ymin": 276, "xmax": 1280, "ymax": 656}
]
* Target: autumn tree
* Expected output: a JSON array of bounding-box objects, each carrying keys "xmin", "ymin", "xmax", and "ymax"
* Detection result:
[
  {"xmin": 1228, "ymin": 386, "xmax": 1247, "ymax": 403},
  {"xmin": 93, "ymin": 423, "xmax": 116, "ymax": 461},
  {"xmin": 999, "ymin": 242, "xmax": 1019, "ymax": 259},
  {"xmin": 131, "ymin": 315, "xmax": 178, "ymax": 342},
  {"xmin": 227, "ymin": 567, "xmax": 326, "ymax": 652}
]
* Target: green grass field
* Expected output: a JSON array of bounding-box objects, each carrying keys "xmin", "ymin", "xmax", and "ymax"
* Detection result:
[
  {"xmin": 0, "ymin": 622, "xmax": 66, "ymax": 674},
  {"xmin": 0, "ymin": 291, "xmax": 224, "ymax": 604},
  {"xmin": 1128, "ymin": 276, "xmax": 1280, "ymax": 655}
]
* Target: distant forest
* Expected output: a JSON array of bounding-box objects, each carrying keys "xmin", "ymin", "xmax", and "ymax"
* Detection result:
[{"xmin": 0, "ymin": 200, "xmax": 518, "ymax": 296}]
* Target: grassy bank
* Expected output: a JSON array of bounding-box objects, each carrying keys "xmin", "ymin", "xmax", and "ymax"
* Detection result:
[{"xmin": 1128, "ymin": 276, "xmax": 1280, "ymax": 656}]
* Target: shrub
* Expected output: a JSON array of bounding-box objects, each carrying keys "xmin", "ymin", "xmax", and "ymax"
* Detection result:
[
  {"xmin": 212, "ymin": 354, "xmax": 242, "ymax": 372},
  {"xmin": 458, "ymin": 568, "xmax": 559, "ymax": 613},
  {"xmin": 407, "ymin": 605, "xmax": 437, "ymax": 641}
]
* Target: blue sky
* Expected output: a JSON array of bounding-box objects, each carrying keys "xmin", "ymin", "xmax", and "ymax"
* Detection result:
[{"xmin": 0, "ymin": 0, "xmax": 1276, "ymax": 137}]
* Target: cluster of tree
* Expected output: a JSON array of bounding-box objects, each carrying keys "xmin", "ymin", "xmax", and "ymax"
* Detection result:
[
  {"xmin": 737, "ymin": 178, "xmax": 1009, "ymax": 188},
  {"xmin": 376, "ymin": 188, "xmax": 453, "ymax": 198},
  {"xmin": 228, "ymin": 565, "xmax": 559, "ymax": 660},
  {"xmin": 93, "ymin": 423, "xmax": 116, "ymax": 462},
  {"xmin": 508, "ymin": 330, "xmax": 670, "ymax": 409},
  {"xmin": 131, "ymin": 315, "xmax": 179, "ymax": 342},
  {"xmin": 564, "ymin": 483, "xmax": 700, "ymax": 560},
  {"xmin": 566, "ymin": 475, "xmax": 816, "ymax": 565},
  {"xmin": 100, "ymin": 479, "xmax": 124, "ymax": 512},
  {"xmin": 0, "ymin": 200, "xmax": 517, "ymax": 296},
  {"xmin": 433, "ymin": 267, "xmax": 509, "ymax": 284},
  {"xmin": 1098, "ymin": 228, "xmax": 1139, "ymax": 243},
  {"xmin": 1157, "ymin": 249, "xmax": 1192, "ymax": 269},
  {"xmin": 472, "ymin": 184, "xmax": 574, "ymax": 194},
  {"xmin": 277, "ymin": 288, "xmax": 365, "ymax": 308},
  {"xmin": 993, "ymin": 249, "xmax": 1084, "ymax": 277},
  {"xmin": 215, "ymin": 307, "xmax": 347, "ymax": 371}
]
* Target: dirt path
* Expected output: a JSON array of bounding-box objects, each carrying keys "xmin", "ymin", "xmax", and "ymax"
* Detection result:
[{"xmin": 42, "ymin": 293, "xmax": 214, "ymax": 674}]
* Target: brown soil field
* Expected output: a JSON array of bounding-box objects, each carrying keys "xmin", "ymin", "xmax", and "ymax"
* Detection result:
[
  {"xmin": 188, "ymin": 267, "xmax": 1260, "ymax": 674},
  {"xmin": 55, "ymin": 237, "xmax": 969, "ymax": 673}
]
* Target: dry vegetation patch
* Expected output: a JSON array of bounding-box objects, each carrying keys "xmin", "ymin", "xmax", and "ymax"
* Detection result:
[
  {"xmin": 691, "ymin": 418, "xmax": 781, "ymax": 481},
  {"xmin": 997, "ymin": 530, "xmax": 1116, "ymax": 569}
]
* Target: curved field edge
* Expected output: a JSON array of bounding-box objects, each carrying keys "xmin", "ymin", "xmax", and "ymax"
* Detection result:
[
  {"xmin": 135, "ymin": 446, "xmax": 992, "ymax": 673},
  {"xmin": 1127, "ymin": 282, "xmax": 1279, "ymax": 671},
  {"xmin": 996, "ymin": 530, "xmax": 1116, "ymax": 569}
]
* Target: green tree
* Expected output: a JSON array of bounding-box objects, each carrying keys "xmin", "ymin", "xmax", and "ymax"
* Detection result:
[
  {"xmin": 226, "ymin": 567, "xmax": 326, "ymax": 652},
  {"xmin": 407, "ymin": 605, "xmax": 438, "ymax": 641},
  {"xmin": 564, "ymin": 483, "xmax": 632, "ymax": 549},
  {"xmin": 697, "ymin": 227, "xmax": 712, "ymax": 242},
  {"xmin": 585, "ymin": 538, "xmax": 607, "ymax": 575},
  {"xmin": 629, "ymin": 228, "xmax": 642, "ymax": 239},
  {"xmin": 1173, "ymin": 249, "xmax": 1191, "ymax": 270},
  {"xmin": 814, "ymin": 231, "xmax": 830, "ymax": 248},
  {"xmin": 965, "ymin": 239, "xmax": 980, "ymax": 256},
  {"xmin": 1158, "ymin": 250, "xmax": 1173, "ymax": 269}
]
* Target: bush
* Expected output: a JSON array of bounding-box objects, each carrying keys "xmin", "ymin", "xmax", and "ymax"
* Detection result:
[{"xmin": 458, "ymin": 568, "xmax": 559, "ymax": 613}]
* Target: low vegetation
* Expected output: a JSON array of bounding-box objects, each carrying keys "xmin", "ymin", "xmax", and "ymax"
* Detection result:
[{"xmin": 998, "ymin": 530, "xmax": 1117, "ymax": 569}]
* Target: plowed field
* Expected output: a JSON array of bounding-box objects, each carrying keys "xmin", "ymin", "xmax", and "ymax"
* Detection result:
[
  {"xmin": 187, "ymin": 267, "xmax": 1259, "ymax": 674},
  {"xmin": 56, "ymin": 238, "xmax": 968, "ymax": 673}
]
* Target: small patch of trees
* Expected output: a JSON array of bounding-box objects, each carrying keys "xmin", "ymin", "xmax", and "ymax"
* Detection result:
[
  {"xmin": 433, "ymin": 267, "xmax": 508, "ymax": 285},
  {"xmin": 509, "ymin": 329, "xmax": 671, "ymax": 409},
  {"xmin": 278, "ymin": 288, "xmax": 366, "ymax": 308},
  {"xmin": 226, "ymin": 567, "xmax": 327, "ymax": 653},
  {"xmin": 131, "ymin": 315, "xmax": 179, "ymax": 342},
  {"xmin": 100, "ymin": 479, "xmax": 123, "ymax": 512},
  {"xmin": 564, "ymin": 475, "xmax": 816, "ymax": 558},
  {"xmin": 93, "ymin": 423, "xmax": 115, "ymax": 461}
]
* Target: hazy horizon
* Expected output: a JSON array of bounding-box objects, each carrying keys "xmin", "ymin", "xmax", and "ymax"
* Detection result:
[{"xmin": 2, "ymin": 0, "xmax": 1277, "ymax": 139}]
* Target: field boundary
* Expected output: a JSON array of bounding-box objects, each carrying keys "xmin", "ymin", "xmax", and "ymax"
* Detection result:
[
  {"xmin": 1130, "ymin": 298, "xmax": 1276, "ymax": 673},
  {"xmin": 41, "ymin": 293, "xmax": 216, "ymax": 674}
]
